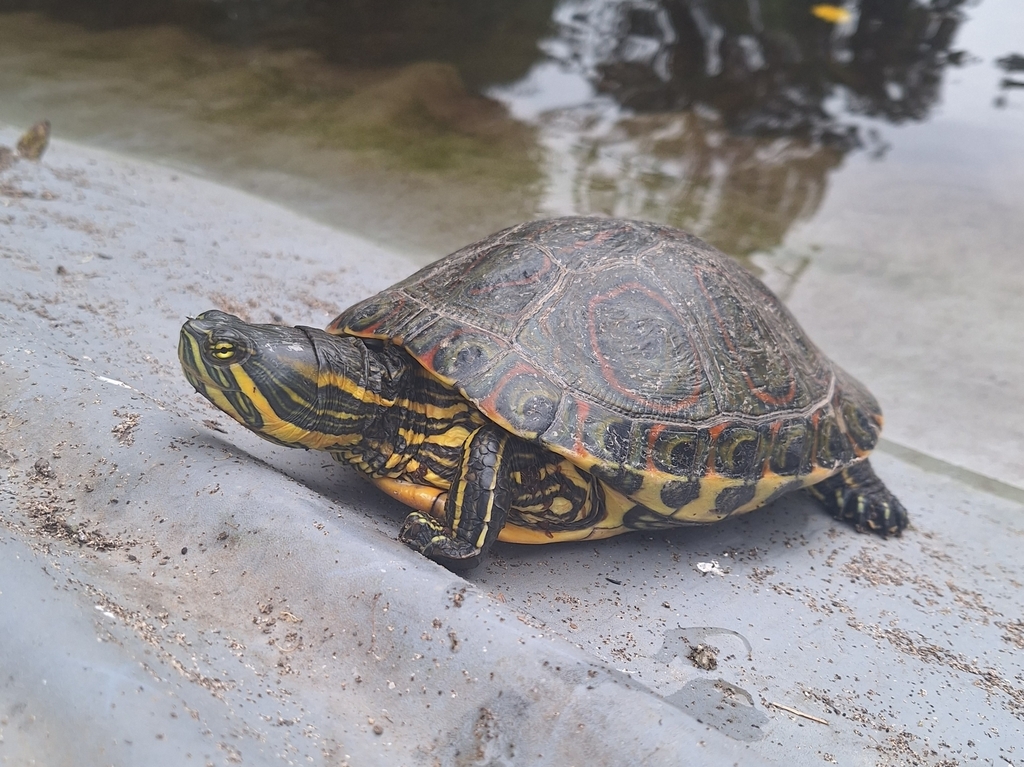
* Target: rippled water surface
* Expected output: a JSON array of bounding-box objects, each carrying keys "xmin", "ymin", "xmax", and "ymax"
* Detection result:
[{"xmin": 1, "ymin": 0, "xmax": 1022, "ymax": 486}]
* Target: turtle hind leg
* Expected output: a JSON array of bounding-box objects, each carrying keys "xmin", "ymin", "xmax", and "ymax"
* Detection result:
[{"xmin": 808, "ymin": 459, "xmax": 909, "ymax": 537}]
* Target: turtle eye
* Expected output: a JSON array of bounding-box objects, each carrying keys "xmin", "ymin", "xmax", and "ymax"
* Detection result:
[
  {"xmin": 210, "ymin": 340, "xmax": 236, "ymax": 360},
  {"xmin": 202, "ymin": 329, "xmax": 251, "ymax": 366}
]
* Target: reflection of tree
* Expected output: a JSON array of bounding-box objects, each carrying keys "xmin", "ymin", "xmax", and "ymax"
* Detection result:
[
  {"xmin": 555, "ymin": 0, "xmax": 969, "ymax": 147},
  {"xmin": 16, "ymin": 0, "xmax": 971, "ymax": 150},
  {"xmin": 513, "ymin": 0, "xmax": 969, "ymax": 257},
  {"xmin": 538, "ymin": 109, "xmax": 841, "ymax": 258},
  {"xmin": 995, "ymin": 53, "xmax": 1024, "ymax": 108},
  {"xmin": 997, "ymin": 53, "xmax": 1024, "ymax": 74},
  {"xmin": 844, "ymin": 0, "xmax": 966, "ymax": 125},
  {"xmin": 12, "ymin": 0, "xmax": 976, "ymax": 258}
]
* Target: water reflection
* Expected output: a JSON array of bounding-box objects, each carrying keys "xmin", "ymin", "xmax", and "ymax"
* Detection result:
[
  {"xmin": 995, "ymin": 52, "xmax": 1024, "ymax": 108},
  {"xmin": 0, "ymin": 0, "xmax": 977, "ymax": 257},
  {"xmin": 493, "ymin": 0, "xmax": 971, "ymax": 255},
  {"xmin": 524, "ymin": 108, "xmax": 842, "ymax": 258}
]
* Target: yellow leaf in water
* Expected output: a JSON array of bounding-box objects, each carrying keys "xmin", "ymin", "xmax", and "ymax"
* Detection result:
[{"xmin": 811, "ymin": 4, "xmax": 852, "ymax": 24}]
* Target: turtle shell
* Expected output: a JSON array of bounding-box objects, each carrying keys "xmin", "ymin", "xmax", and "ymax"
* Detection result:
[{"xmin": 330, "ymin": 217, "xmax": 881, "ymax": 518}]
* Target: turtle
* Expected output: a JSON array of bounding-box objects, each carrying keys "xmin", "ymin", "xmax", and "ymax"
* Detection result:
[{"xmin": 179, "ymin": 216, "xmax": 907, "ymax": 570}]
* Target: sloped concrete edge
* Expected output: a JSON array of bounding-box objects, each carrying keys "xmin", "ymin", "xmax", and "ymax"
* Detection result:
[{"xmin": 0, "ymin": 132, "xmax": 771, "ymax": 766}]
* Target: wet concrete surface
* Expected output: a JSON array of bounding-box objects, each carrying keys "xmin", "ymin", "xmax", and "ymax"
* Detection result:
[{"xmin": 2, "ymin": 132, "xmax": 1022, "ymax": 765}]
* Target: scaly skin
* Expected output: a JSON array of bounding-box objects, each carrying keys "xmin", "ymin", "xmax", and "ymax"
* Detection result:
[{"xmin": 808, "ymin": 460, "xmax": 908, "ymax": 536}]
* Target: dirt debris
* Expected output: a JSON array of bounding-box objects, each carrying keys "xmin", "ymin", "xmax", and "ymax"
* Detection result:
[
  {"xmin": 24, "ymin": 487, "xmax": 127, "ymax": 551},
  {"xmin": 84, "ymin": 581, "xmax": 235, "ymax": 695},
  {"xmin": 849, "ymin": 619, "xmax": 1024, "ymax": 720},
  {"xmin": 841, "ymin": 549, "xmax": 944, "ymax": 599},
  {"xmin": 996, "ymin": 619, "xmax": 1024, "ymax": 649},
  {"xmin": 687, "ymin": 643, "xmax": 719, "ymax": 671},
  {"xmin": 111, "ymin": 409, "xmax": 140, "ymax": 446}
]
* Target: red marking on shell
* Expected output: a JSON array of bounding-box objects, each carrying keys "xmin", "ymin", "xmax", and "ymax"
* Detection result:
[
  {"xmin": 809, "ymin": 412, "xmax": 822, "ymax": 461},
  {"xmin": 578, "ymin": 229, "xmax": 618, "ymax": 250},
  {"xmin": 476, "ymin": 359, "xmax": 547, "ymax": 423},
  {"xmin": 572, "ymin": 399, "xmax": 592, "ymax": 458},
  {"xmin": 586, "ymin": 282, "xmax": 705, "ymax": 414},
  {"xmin": 325, "ymin": 316, "xmax": 349, "ymax": 334},
  {"xmin": 705, "ymin": 423, "xmax": 727, "ymax": 473},
  {"xmin": 645, "ymin": 423, "xmax": 667, "ymax": 471},
  {"xmin": 421, "ymin": 327, "xmax": 484, "ymax": 374}
]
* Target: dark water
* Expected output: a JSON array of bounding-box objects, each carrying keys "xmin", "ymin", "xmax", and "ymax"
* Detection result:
[{"xmin": 0, "ymin": 0, "xmax": 985, "ymax": 140}]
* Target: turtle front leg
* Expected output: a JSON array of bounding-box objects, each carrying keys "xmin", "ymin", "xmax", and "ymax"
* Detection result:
[
  {"xmin": 399, "ymin": 424, "xmax": 517, "ymax": 570},
  {"xmin": 808, "ymin": 459, "xmax": 909, "ymax": 537}
]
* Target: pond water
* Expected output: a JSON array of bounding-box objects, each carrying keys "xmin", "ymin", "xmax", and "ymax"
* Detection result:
[{"xmin": 1, "ymin": 0, "xmax": 1022, "ymax": 488}]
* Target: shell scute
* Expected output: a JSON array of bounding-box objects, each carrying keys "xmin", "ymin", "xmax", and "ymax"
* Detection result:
[
  {"xmin": 659, "ymin": 478, "xmax": 702, "ymax": 509},
  {"xmin": 767, "ymin": 419, "xmax": 815, "ymax": 477},
  {"xmin": 645, "ymin": 423, "xmax": 711, "ymax": 478},
  {"xmin": 714, "ymin": 484, "xmax": 758, "ymax": 517},
  {"xmin": 330, "ymin": 290, "xmax": 426, "ymax": 340},
  {"xmin": 514, "ymin": 264, "xmax": 718, "ymax": 424},
  {"xmin": 815, "ymin": 406, "xmax": 855, "ymax": 470},
  {"xmin": 405, "ymin": 318, "xmax": 506, "ymax": 386},
  {"xmin": 711, "ymin": 424, "xmax": 768, "ymax": 479},
  {"xmin": 410, "ymin": 241, "xmax": 561, "ymax": 338},
  {"xmin": 462, "ymin": 353, "xmax": 562, "ymax": 438}
]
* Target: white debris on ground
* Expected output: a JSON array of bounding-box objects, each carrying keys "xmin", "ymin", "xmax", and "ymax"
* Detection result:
[{"xmin": 695, "ymin": 560, "xmax": 728, "ymax": 576}]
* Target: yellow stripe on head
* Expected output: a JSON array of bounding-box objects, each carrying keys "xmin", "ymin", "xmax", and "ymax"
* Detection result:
[{"xmin": 179, "ymin": 310, "xmax": 379, "ymax": 451}]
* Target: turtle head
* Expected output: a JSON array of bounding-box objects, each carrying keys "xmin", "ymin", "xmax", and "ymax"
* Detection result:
[{"xmin": 179, "ymin": 310, "xmax": 373, "ymax": 450}]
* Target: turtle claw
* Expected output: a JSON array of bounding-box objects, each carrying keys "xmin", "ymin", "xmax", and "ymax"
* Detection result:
[
  {"xmin": 399, "ymin": 512, "xmax": 482, "ymax": 571},
  {"xmin": 808, "ymin": 460, "xmax": 909, "ymax": 538}
]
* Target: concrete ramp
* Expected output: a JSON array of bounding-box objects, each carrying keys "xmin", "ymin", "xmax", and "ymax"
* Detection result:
[{"xmin": 1, "ymin": 131, "xmax": 1021, "ymax": 765}]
